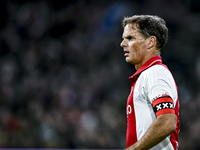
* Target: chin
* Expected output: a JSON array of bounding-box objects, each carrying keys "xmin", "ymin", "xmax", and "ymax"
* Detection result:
[
  {"xmin": 126, "ymin": 58, "xmax": 136, "ymax": 65},
  {"xmin": 125, "ymin": 58, "xmax": 131, "ymax": 63}
]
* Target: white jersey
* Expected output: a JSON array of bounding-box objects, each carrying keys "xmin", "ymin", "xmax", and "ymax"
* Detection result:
[{"xmin": 126, "ymin": 56, "xmax": 180, "ymax": 150}]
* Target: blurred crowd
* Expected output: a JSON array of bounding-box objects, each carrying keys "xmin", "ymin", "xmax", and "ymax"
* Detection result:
[{"xmin": 0, "ymin": 0, "xmax": 200, "ymax": 149}]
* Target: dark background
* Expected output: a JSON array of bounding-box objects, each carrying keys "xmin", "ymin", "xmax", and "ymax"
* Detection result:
[{"xmin": 0, "ymin": 0, "xmax": 200, "ymax": 149}]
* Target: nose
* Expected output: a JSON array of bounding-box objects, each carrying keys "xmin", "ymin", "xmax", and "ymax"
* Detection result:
[{"xmin": 120, "ymin": 39, "xmax": 126, "ymax": 47}]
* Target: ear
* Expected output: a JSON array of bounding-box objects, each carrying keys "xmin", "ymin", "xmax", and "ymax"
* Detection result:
[{"xmin": 147, "ymin": 36, "xmax": 156, "ymax": 49}]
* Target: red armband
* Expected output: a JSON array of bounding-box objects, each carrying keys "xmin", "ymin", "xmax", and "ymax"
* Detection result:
[{"xmin": 152, "ymin": 97, "xmax": 175, "ymax": 117}]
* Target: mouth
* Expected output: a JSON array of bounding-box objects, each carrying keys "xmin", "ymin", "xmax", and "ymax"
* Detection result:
[
  {"xmin": 124, "ymin": 53, "xmax": 129, "ymax": 57},
  {"xmin": 124, "ymin": 50, "xmax": 129, "ymax": 57}
]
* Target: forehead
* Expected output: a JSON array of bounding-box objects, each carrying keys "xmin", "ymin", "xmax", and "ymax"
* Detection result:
[{"xmin": 123, "ymin": 23, "xmax": 140, "ymax": 36}]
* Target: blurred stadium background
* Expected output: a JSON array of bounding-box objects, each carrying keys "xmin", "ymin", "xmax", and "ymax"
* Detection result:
[{"xmin": 0, "ymin": 0, "xmax": 200, "ymax": 149}]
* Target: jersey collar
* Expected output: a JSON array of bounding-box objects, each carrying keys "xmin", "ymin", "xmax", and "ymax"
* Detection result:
[{"xmin": 129, "ymin": 56, "xmax": 163, "ymax": 84}]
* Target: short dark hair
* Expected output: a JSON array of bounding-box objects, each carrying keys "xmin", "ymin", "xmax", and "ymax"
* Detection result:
[{"xmin": 122, "ymin": 15, "xmax": 168, "ymax": 51}]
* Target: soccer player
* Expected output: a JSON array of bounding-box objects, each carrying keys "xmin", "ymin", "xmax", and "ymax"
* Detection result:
[{"xmin": 120, "ymin": 15, "xmax": 180, "ymax": 150}]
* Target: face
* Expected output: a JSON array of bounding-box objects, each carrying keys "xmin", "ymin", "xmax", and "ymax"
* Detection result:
[{"xmin": 120, "ymin": 23, "xmax": 149, "ymax": 70}]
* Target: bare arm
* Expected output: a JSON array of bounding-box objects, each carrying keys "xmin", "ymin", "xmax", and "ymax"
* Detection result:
[{"xmin": 127, "ymin": 113, "xmax": 177, "ymax": 150}]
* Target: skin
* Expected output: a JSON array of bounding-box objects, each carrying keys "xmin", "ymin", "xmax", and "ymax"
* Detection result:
[
  {"xmin": 120, "ymin": 23, "xmax": 160, "ymax": 70},
  {"xmin": 120, "ymin": 23, "xmax": 177, "ymax": 150}
]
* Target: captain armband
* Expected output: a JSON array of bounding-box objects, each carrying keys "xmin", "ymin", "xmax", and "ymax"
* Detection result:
[{"xmin": 152, "ymin": 97, "xmax": 175, "ymax": 117}]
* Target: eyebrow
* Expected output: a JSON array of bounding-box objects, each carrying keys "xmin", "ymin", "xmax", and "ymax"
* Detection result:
[{"xmin": 122, "ymin": 34, "xmax": 135, "ymax": 39}]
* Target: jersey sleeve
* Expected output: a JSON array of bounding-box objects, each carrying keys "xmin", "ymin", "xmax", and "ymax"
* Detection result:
[{"xmin": 145, "ymin": 65, "xmax": 177, "ymax": 117}]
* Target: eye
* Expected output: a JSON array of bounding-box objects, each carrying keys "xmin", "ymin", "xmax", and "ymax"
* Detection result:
[{"xmin": 127, "ymin": 36, "xmax": 134, "ymax": 40}]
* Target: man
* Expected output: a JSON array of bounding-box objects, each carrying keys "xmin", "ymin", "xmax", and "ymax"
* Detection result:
[{"xmin": 120, "ymin": 15, "xmax": 180, "ymax": 150}]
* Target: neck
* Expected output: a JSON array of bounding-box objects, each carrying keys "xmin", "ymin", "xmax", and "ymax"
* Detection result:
[{"xmin": 135, "ymin": 50, "xmax": 160, "ymax": 70}]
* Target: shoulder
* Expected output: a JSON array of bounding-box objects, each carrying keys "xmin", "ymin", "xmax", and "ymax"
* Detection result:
[
  {"xmin": 140, "ymin": 64, "xmax": 176, "ymax": 92},
  {"xmin": 142, "ymin": 64, "xmax": 177, "ymax": 100},
  {"xmin": 142, "ymin": 64, "xmax": 173, "ymax": 80},
  {"xmin": 146, "ymin": 64, "xmax": 170, "ymax": 74}
]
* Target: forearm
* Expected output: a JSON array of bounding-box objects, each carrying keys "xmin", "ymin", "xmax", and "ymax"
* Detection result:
[{"xmin": 127, "ymin": 113, "xmax": 177, "ymax": 150}]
